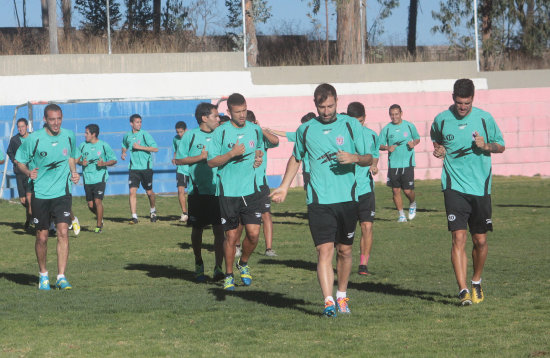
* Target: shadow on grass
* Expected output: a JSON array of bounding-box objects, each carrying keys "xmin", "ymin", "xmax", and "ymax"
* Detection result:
[
  {"xmin": 208, "ymin": 287, "xmax": 319, "ymax": 316},
  {"xmin": 348, "ymin": 281, "xmax": 456, "ymax": 305},
  {"xmin": 125, "ymin": 263, "xmax": 198, "ymax": 283},
  {"xmin": 258, "ymin": 258, "xmax": 317, "ymax": 272},
  {"xmin": 178, "ymin": 242, "xmax": 215, "ymax": 252},
  {"xmin": 497, "ymin": 204, "xmax": 550, "ymax": 209},
  {"xmin": 272, "ymin": 211, "xmax": 308, "ymax": 220},
  {"xmin": 0, "ymin": 272, "xmax": 37, "ymax": 286},
  {"xmin": 382, "ymin": 207, "xmax": 439, "ymax": 213}
]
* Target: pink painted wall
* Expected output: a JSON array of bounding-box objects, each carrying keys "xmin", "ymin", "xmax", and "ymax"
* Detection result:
[{"xmin": 232, "ymin": 87, "xmax": 550, "ymax": 185}]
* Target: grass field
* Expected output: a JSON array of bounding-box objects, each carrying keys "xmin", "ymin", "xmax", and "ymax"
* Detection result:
[{"xmin": 1, "ymin": 177, "xmax": 549, "ymax": 357}]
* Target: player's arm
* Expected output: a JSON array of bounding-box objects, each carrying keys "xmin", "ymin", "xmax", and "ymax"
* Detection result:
[
  {"xmin": 473, "ymin": 132, "xmax": 505, "ymax": 153},
  {"xmin": 262, "ymin": 128, "xmax": 279, "ymax": 145},
  {"xmin": 133, "ymin": 132, "xmax": 159, "ymax": 152},
  {"xmin": 208, "ymin": 140, "xmax": 245, "ymax": 168},
  {"xmin": 270, "ymin": 155, "xmax": 302, "ymax": 203},
  {"xmin": 407, "ymin": 138, "xmax": 421, "ymax": 149},
  {"xmin": 175, "ymin": 148, "xmax": 207, "ymax": 165},
  {"xmin": 69, "ymin": 157, "xmax": 80, "ymax": 184},
  {"xmin": 98, "ymin": 144, "xmax": 118, "ymax": 167},
  {"xmin": 265, "ymin": 129, "xmax": 287, "ymax": 137}
]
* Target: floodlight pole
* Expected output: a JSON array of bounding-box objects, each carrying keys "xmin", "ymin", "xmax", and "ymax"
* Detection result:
[
  {"xmin": 474, "ymin": 0, "xmax": 480, "ymax": 72},
  {"xmin": 242, "ymin": 0, "xmax": 247, "ymax": 68},
  {"xmin": 106, "ymin": 0, "xmax": 112, "ymax": 54},
  {"xmin": 359, "ymin": 0, "xmax": 365, "ymax": 64}
]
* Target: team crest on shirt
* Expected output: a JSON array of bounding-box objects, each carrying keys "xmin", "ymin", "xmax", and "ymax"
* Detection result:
[
  {"xmin": 249, "ymin": 140, "xmax": 255, "ymax": 148},
  {"xmin": 97, "ymin": 151, "xmax": 101, "ymax": 156},
  {"xmin": 403, "ymin": 132, "xmax": 408, "ymax": 137},
  {"xmin": 63, "ymin": 148, "xmax": 68, "ymax": 156},
  {"xmin": 336, "ymin": 135, "xmax": 344, "ymax": 146}
]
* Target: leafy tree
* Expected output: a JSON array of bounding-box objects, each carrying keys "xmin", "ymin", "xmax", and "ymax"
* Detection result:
[
  {"xmin": 125, "ymin": 0, "xmax": 153, "ymax": 32},
  {"xmin": 75, "ymin": 0, "xmax": 122, "ymax": 35},
  {"xmin": 162, "ymin": 0, "xmax": 190, "ymax": 33}
]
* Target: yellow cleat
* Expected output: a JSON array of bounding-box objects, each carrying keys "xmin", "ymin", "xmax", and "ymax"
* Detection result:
[
  {"xmin": 471, "ymin": 284, "xmax": 484, "ymax": 304},
  {"xmin": 459, "ymin": 290, "xmax": 472, "ymax": 306}
]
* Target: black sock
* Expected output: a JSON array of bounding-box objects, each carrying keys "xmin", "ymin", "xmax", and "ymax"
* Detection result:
[
  {"xmin": 238, "ymin": 260, "xmax": 247, "ymax": 267},
  {"xmin": 225, "ymin": 273, "xmax": 233, "ymax": 278},
  {"xmin": 195, "ymin": 258, "xmax": 203, "ymax": 266}
]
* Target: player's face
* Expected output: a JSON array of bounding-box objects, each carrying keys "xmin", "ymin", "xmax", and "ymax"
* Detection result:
[
  {"xmin": 357, "ymin": 115, "xmax": 366, "ymax": 125},
  {"xmin": 131, "ymin": 117, "xmax": 142, "ymax": 132},
  {"xmin": 17, "ymin": 122, "xmax": 28, "ymax": 136},
  {"xmin": 389, "ymin": 108, "xmax": 402, "ymax": 124},
  {"xmin": 228, "ymin": 103, "xmax": 247, "ymax": 128},
  {"xmin": 453, "ymin": 95, "xmax": 473, "ymax": 118},
  {"xmin": 176, "ymin": 128, "xmax": 185, "ymax": 137},
  {"xmin": 203, "ymin": 108, "xmax": 220, "ymax": 132},
  {"xmin": 84, "ymin": 128, "xmax": 94, "ymax": 143},
  {"xmin": 316, "ymin": 95, "xmax": 337, "ymax": 123},
  {"xmin": 44, "ymin": 110, "xmax": 62, "ymax": 135}
]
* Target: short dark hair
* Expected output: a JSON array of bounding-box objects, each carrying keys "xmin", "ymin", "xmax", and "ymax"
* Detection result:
[
  {"xmin": 301, "ymin": 112, "xmax": 316, "ymax": 123},
  {"xmin": 17, "ymin": 118, "xmax": 28, "ymax": 126},
  {"xmin": 44, "ymin": 103, "xmax": 62, "ymax": 118},
  {"xmin": 389, "ymin": 104, "xmax": 402, "ymax": 113},
  {"xmin": 227, "ymin": 93, "xmax": 246, "ymax": 109},
  {"xmin": 347, "ymin": 102, "xmax": 365, "ymax": 119},
  {"xmin": 130, "ymin": 114, "xmax": 142, "ymax": 123},
  {"xmin": 219, "ymin": 115, "xmax": 230, "ymax": 123},
  {"xmin": 246, "ymin": 110, "xmax": 256, "ymax": 123},
  {"xmin": 175, "ymin": 121, "xmax": 187, "ymax": 130},
  {"xmin": 453, "ymin": 78, "xmax": 475, "ymax": 98},
  {"xmin": 314, "ymin": 83, "xmax": 337, "ymax": 105},
  {"xmin": 85, "ymin": 124, "xmax": 100, "ymax": 137},
  {"xmin": 194, "ymin": 103, "xmax": 217, "ymax": 125}
]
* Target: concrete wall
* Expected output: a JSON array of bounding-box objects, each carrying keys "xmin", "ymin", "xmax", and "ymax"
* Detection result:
[{"xmin": 1, "ymin": 53, "xmax": 549, "ymax": 199}]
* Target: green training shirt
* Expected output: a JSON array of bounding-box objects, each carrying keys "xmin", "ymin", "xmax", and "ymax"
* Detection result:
[
  {"xmin": 356, "ymin": 126, "xmax": 380, "ymax": 196},
  {"xmin": 122, "ymin": 129, "xmax": 157, "ymax": 170},
  {"xmin": 177, "ymin": 128, "xmax": 217, "ymax": 196},
  {"xmin": 15, "ymin": 128, "xmax": 77, "ymax": 199},
  {"xmin": 78, "ymin": 139, "xmax": 117, "ymax": 185},
  {"xmin": 379, "ymin": 120, "xmax": 420, "ymax": 168},
  {"xmin": 431, "ymin": 106, "xmax": 505, "ymax": 196},
  {"xmin": 173, "ymin": 135, "xmax": 189, "ymax": 176},
  {"xmin": 293, "ymin": 114, "xmax": 369, "ymax": 205},
  {"xmin": 255, "ymin": 136, "xmax": 279, "ymax": 187},
  {"xmin": 208, "ymin": 121, "xmax": 263, "ymax": 197},
  {"xmin": 287, "ymin": 131, "xmax": 310, "ymax": 173}
]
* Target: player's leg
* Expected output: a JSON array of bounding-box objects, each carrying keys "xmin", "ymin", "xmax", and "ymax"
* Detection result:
[
  {"xmin": 94, "ymin": 198, "xmax": 103, "ymax": 229},
  {"xmin": 471, "ymin": 233, "xmax": 488, "ymax": 283},
  {"xmin": 212, "ymin": 224, "xmax": 225, "ymax": 279},
  {"xmin": 262, "ymin": 212, "xmax": 275, "ymax": 255},
  {"xmin": 469, "ymin": 194, "xmax": 491, "ymax": 303},
  {"xmin": 191, "ymin": 226, "xmax": 206, "ymax": 282},
  {"xmin": 359, "ymin": 221, "xmax": 373, "ymax": 274},
  {"xmin": 241, "ymin": 223, "xmax": 260, "ymax": 263},
  {"xmin": 224, "ymin": 224, "xmax": 243, "ymax": 283},
  {"xmin": 129, "ymin": 186, "xmax": 138, "ymax": 222},
  {"xmin": 451, "ymin": 229, "xmax": 469, "ymax": 292},
  {"xmin": 53, "ymin": 195, "xmax": 73, "ymax": 289}
]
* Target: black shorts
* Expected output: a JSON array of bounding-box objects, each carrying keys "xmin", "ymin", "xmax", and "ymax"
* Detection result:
[
  {"xmin": 258, "ymin": 185, "xmax": 271, "ymax": 214},
  {"xmin": 219, "ymin": 192, "xmax": 262, "ymax": 231},
  {"xmin": 176, "ymin": 173, "xmax": 189, "ymax": 188},
  {"xmin": 386, "ymin": 166, "xmax": 415, "ymax": 189},
  {"xmin": 307, "ymin": 201, "xmax": 358, "ymax": 247},
  {"xmin": 357, "ymin": 192, "xmax": 376, "ymax": 223},
  {"xmin": 443, "ymin": 189, "xmax": 493, "ymax": 234},
  {"xmin": 84, "ymin": 182, "xmax": 106, "ymax": 201},
  {"xmin": 15, "ymin": 173, "xmax": 29, "ymax": 198},
  {"xmin": 31, "ymin": 194, "xmax": 72, "ymax": 230},
  {"xmin": 129, "ymin": 169, "xmax": 153, "ymax": 191},
  {"xmin": 188, "ymin": 194, "xmax": 221, "ymax": 228}
]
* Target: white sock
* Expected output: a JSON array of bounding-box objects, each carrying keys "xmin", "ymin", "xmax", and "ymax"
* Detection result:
[
  {"xmin": 471, "ymin": 279, "xmax": 482, "ymax": 285},
  {"xmin": 410, "ymin": 201, "xmax": 416, "ymax": 208},
  {"xmin": 39, "ymin": 271, "xmax": 48, "ymax": 277},
  {"xmin": 336, "ymin": 291, "xmax": 347, "ymax": 300},
  {"xmin": 459, "ymin": 288, "xmax": 469, "ymax": 294},
  {"xmin": 399, "ymin": 210, "xmax": 405, "ymax": 217},
  {"xmin": 132, "ymin": 213, "xmax": 138, "ymax": 219},
  {"xmin": 324, "ymin": 296, "xmax": 335, "ymax": 305},
  {"xmin": 150, "ymin": 207, "xmax": 156, "ymax": 214},
  {"xmin": 57, "ymin": 274, "xmax": 65, "ymax": 280}
]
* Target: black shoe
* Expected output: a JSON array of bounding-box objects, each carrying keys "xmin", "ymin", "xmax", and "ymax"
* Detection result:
[
  {"xmin": 358, "ymin": 265, "xmax": 371, "ymax": 275},
  {"xmin": 130, "ymin": 218, "xmax": 139, "ymax": 224},
  {"xmin": 150, "ymin": 212, "xmax": 158, "ymax": 222}
]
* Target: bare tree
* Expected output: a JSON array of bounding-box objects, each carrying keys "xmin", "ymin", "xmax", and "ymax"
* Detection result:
[
  {"xmin": 41, "ymin": 0, "xmax": 48, "ymax": 28},
  {"xmin": 62, "ymin": 0, "xmax": 72, "ymax": 38},
  {"xmin": 407, "ymin": 0, "xmax": 418, "ymax": 57},
  {"xmin": 188, "ymin": 0, "xmax": 221, "ymax": 42}
]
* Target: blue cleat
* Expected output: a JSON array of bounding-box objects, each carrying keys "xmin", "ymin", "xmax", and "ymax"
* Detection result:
[
  {"xmin": 55, "ymin": 277, "xmax": 72, "ymax": 290},
  {"xmin": 194, "ymin": 263, "xmax": 206, "ymax": 283},
  {"xmin": 224, "ymin": 275, "xmax": 235, "ymax": 291},
  {"xmin": 236, "ymin": 261, "xmax": 252, "ymax": 286},
  {"xmin": 323, "ymin": 301, "xmax": 337, "ymax": 317},
  {"xmin": 38, "ymin": 275, "xmax": 50, "ymax": 290}
]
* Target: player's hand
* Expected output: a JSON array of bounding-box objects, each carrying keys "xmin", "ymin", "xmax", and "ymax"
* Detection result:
[
  {"xmin": 29, "ymin": 168, "xmax": 38, "ymax": 180},
  {"xmin": 370, "ymin": 165, "xmax": 379, "ymax": 175},
  {"xmin": 433, "ymin": 145, "xmax": 446, "ymax": 159},
  {"xmin": 200, "ymin": 147, "xmax": 208, "ymax": 160},
  {"xmin": 473, "ymin": 131, "xmax": 486, "ymax": 149},
  {"xmin": 270, "ymin": 187, "xmax": 288, "ymax": 203},
  {"xmin": 337, "ymin": 150, "xmax": 357, "ymax": 164},
  {"xmin": 171, "ymin": 158, "xmax": 176, "ymax": 165},
  {"xmin": 71, "ymin": 171, "xmax": 80, "ymax": 184},
  {"xmin": 253, "ymin": 150, "xmax": 263, "ymax": 168},
  {"xmin": 121, "ymin": 152, "xmax": 126, "ymax": 161},
  {"xmin": 97, "ymin": 157, "xmax": 105, "ymax": 167},
  {"xmin": 132, "ymin": 142, "xmax": 142, "ymax": 150},
  {"xmin": 407, "ymin": 140, "xmax": 415, "ymax": 149},
  {"xmin": 229, "ymin": 140, "xmax": 245, "ymax": 157},
  {"xmin": 82, "ymin": 158, "xmax": 88, "ymax": 167},
  {"xmin": 388, "ymin": 145, "xmax": 397, "ymax": 153}
]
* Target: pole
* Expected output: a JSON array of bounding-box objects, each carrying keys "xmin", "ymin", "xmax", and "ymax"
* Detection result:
[
  {"xmin": 242, "ymin": 0, "xmax": 247, "ymax": 68},
  {"xmin": 47, "ymin": 0, "xmax": 58, "ymax": 54},
  {"xmin": 474, "ymin": 0, "xmax": 480, "ymax": 72},
  {"xmin": 106, "ymin": 0, "xmax": 112, "ymax": 54},
  {"xmin": 359, "ymin": 0, "xmax": 365, "ymax": 64}
]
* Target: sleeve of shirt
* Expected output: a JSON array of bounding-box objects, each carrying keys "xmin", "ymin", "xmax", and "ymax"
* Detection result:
[
  {"xmin": 286, "ymin": 132, "xmax": 297, "ymax": 142},
  {"xmin": 0, "ymin": 150, "xmax": 4, "ymax": 161},
  {"xmin": 69, "ymin": 132, "xmax": 78, "ymax": 159},
  {"xmin": 264, "ymin": 136, "xmax": 278, "ymax": 150},
  {"xmin": 78, "ymin": 143, "xmax": 85, "ymax": 159},
  {"xmin": 486, "ymin": 115, "xmax": 505, "ymax": 146},
  {"xmin": 379, "ymin": 126, "xmax": 388, "ymax": 146},
  {"xmin": 172, "ymin": 137, "xmax": 178, "ymax": 154},
  {"xmin": 292, "ymin": 126, "xmax": 306, "ymax": 161},
  {"xmin": 410, "ymin": 123, "xmax": 420, "ymax": 140},
  {"xmin": 372, "ymin": 131, "xmax": 380, "ymax": 159},
  {"xmin": 430, "ymin": 118, "xmax": 443, "ymax": 144},
  {"xmin": 207, "ymin": 129, "xmax": 222, "ymax": 161},
  {"xmin": 6, "ymin": 137, "xmax": 17, "ymax": 162},
  {"xmin": 14, "ymin": 136, "xmax": 31, "ymax": 164},
  {"xmin": 104, "ymin": 142, "xmax": 117, "ymax": 161},
  {"xmin": 256, "ymin": 126, "xmax": 264, "ymax": 151},
  {"xmin": 352, "ymin": 120, "xmax": 368, "ymax": 155},
  {"xmin": 176, "ymin": 133, "xmax": 190, "ymax": 160},
  {"xmin": 122, "ymin": 133, "xmax": 129, "ymax": 149},
  {"xmin": 144, "ymin": 132, "xmax": 158, "ymax": 148}
]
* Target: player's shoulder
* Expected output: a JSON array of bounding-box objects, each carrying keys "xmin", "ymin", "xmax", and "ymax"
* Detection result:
[
  {"xmin": 434, "ymin": 107, "xmax": 454, "ymax": 123},
  {"xmin": 363, "ymin": 126, "xmax": 378, "ymax": 137},
  {"xmin": 61, "ymin": 128, "xmax": 75, "ymax": 137},
  {"xmin": 402, "ymin": 119, "xmax": 417, "ymax": 127},
  {"xmin": 471, "ymin": 107, "xmax": 494, "ymax": 120}
]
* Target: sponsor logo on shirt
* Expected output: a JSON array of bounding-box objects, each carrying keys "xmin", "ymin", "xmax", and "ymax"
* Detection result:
[{"xmin": 458, "ymin": 123, "xmax": 468, "ymax": 130}]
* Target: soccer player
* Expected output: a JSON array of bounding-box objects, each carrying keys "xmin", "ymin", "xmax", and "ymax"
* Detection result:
[
  {"xmin": 246, "ymin": 110, "xmax": 279, "ymax": 257},
  {"xmin": 0, "ymin": 150, "xmax": 4, "ymax": 164},
  {"xmin": 271, "ymin": 84, "xmax": 372, "ymax": 317},
  {"xmin": 172, "ymin": 121, "xmax": 189, "ymax": 222},
  {"xmin": 379, "ymin": 104, "xmax": 420, "ymax": 222},
  {"xmin": 7, "ymin": 118, "xmax": 32, "ymax": 229},
  {"xmin": 175, "ymin": 103, "xmax": 225, "ymax": 282},
  {"xmin": 430, "ymin": 78, "xmax": 505, "ymax": 306},
  {"xmin": 15, "ymin": 104, "xmax": 80, "ymax": 290},
  {"xmin": 207, "ymin": 93, "xmax": 264, "ymax": 291},
  {"xmin": 121, "ymin": 114, "xmax": 159, "ymax": 224},
  {"xmin": 77, "ymin": 124, "xmax": 117, "ymax": 233},
  {"xmin": 347, "ymin": 102, "xmax": 379, "ymax": 276}
]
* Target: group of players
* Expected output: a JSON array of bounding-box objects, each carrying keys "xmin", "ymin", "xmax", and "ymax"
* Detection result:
[{"xmin": 4, "ymin": 78, "xmax": 505, "ymax": 316}]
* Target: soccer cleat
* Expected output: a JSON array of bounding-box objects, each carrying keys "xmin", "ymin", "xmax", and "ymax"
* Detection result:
[
  {"xmin": 213, "ymin": 265, "xmax": 225, "ymax": 281},
  {"xmin": 265, "ymin": 249, "xmax": 278, "ymax": 257},
  {"xmin": 234, "ymin": 245, "xmax": 242, "ymax": 258},
  {"xmin": 336, "ymin": 297, "xmax": 351, "ymax": 314},
  {"xmin": 408, "ymin": 206, "xmax": 417, "ymax": 220},
  {"xmin": 358, "ymin": 265, "xmax": 371, "ymax": 276},
  {"xmin": 458, "ymin": 289, "xmax": 472, "ymax": 306},
  {"xmin": 194, "ymin": 263, "xmax": 206, "ymax": 283},
  {"xmin": 38, "ymin": 275, "xmax": 50, "ymax": 290},
  {"xmin": 24, "ymin": 219, "xmax": 31, "ymax": 230},
  {"xmin": 323, "ymin": 301, "xmax": 337, "ymax": 317},
  {"xmin": 223, "ymin": 275, "xmax": 235, "ymax": 291},
  {"xmin": 72, "ymin": 216, "xmax": 80, "ymax": 235},
  {"xmin": 94, "ymin": 227, "xmax": 102, "ymax": 234},
  {"xmin": 471, "ymin": 284, "xmax": 484, "ymax": 304},
  {"xmin": 236, "ymin": 261, "xmax": 252, "ymax": 286},
  {"xmin": 130, "ymin": 218, "xmax": 139, "ymax": 225},
  {"xmin": 150, "ymin": 212, "xmax": 158, "ymax": 222},
  {"xmin": 397, "ymin": 216, "xmax": 408, "ymax": 223},
  {"xmin": 180, "ymin": 212, "xmax": 188, "ymax": 222},
  {"xmin": 55, "ymin": 277, "xmax": 72, "ymax": 290}
]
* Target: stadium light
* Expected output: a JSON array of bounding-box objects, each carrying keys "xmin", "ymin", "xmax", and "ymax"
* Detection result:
[{"xmin": 242, "ymin": 0, "xmax": 247, "ymax": 68}]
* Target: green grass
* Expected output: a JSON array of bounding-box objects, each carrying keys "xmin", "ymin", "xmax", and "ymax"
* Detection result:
[{"xmin": 1, "ymin": 177, "xmax": 549, "ymax": 357}]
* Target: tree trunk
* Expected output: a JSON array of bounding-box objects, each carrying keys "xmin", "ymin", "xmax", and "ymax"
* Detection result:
[
  {"xmin": 522, "ymin": 0, "xmax": 535, "ymax": 55},
  {"xmin": 244, "ymin": 0, "xmax": 258, "ymax": 67},
  {"xmin": 407, "ymin": 0, "xmax": 418, "ymax": 58},
  {"xmin": 336, "ymin": 0, "xmax": 361, "ymax": 64},
  {"xmin": 41, "ymin": 0, "xmax": 48, "ymax": 28},
  {"xmin": 47, "ymin": 0, "xmax": 58, "ymax": 54},
  {"xmin": 481, "ymin": 0, "xmax": 493, "ymax": 70},
  {"xmin": 153, "ymin": 0, "xmax": 161, "ymax": 34}
]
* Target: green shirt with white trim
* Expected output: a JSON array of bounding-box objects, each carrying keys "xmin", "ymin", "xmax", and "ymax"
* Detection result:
[
  {"xmin": 78, "ymin": 139, "xmax": 117, "ymax": 185},
  {"xmin": 356, "ymin": 126, "xmax": 380, "ymax": 196},
  {"xmin": 379, "ymin": 120, "xmax": 420, "ymax": 168},
  {"xmin": 177, "ymin": 128, "xmax": 217, "ymax": 196},
  {"xmin": 122, "ymin": 129, "xmax": 157, "ymax": 170}
]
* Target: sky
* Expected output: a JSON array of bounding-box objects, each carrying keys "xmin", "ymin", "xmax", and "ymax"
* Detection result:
[{"xmin": 1, "ymin": 1, "xmax": 461, "ymax": 46}]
